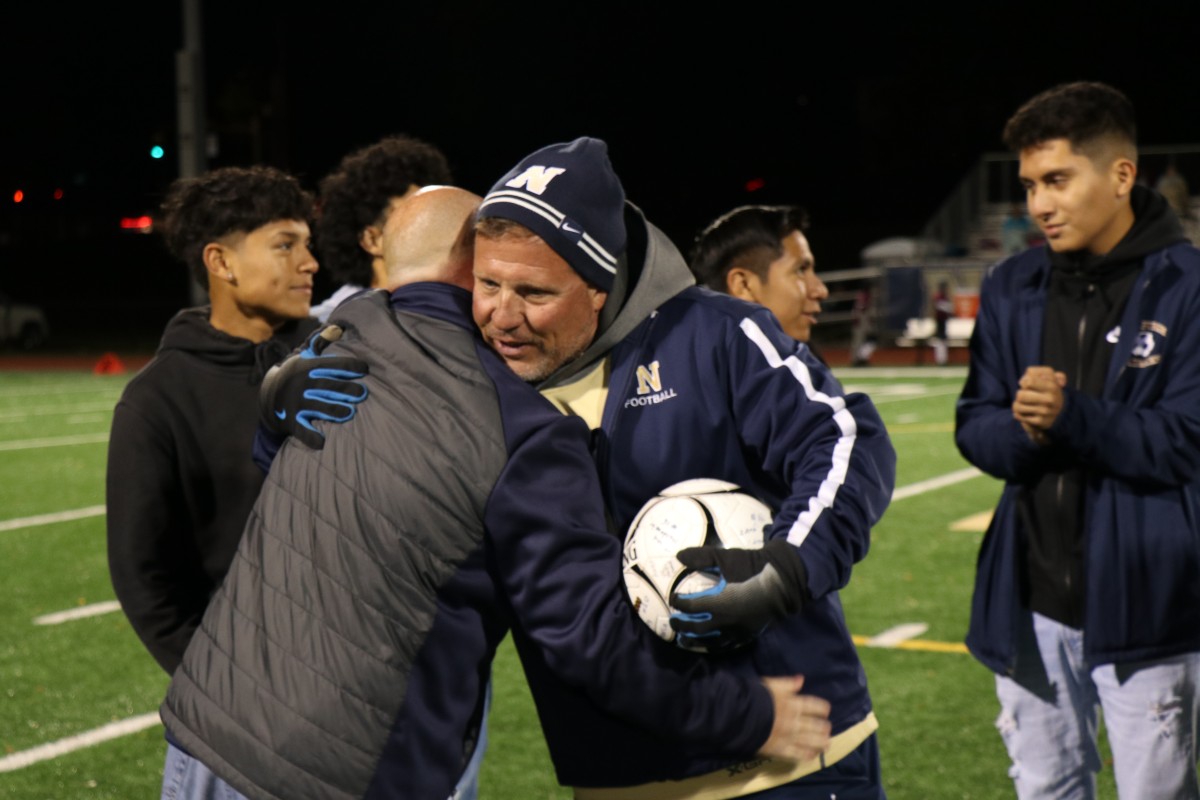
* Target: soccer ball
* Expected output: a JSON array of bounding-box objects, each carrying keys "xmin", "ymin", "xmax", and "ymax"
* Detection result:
[{"xmin": 621, "ymin": 478, "xmax": 771, "ymax": 651}]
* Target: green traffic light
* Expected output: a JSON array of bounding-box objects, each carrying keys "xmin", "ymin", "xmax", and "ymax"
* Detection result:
[{"xmin": 150, "ymin": 145, "xmax": 165, "ymax": 159}]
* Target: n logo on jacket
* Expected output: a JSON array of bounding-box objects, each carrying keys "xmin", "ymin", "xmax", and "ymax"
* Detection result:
[{"xmin": 636, "ymin": 361, "xmax": 663, "ymax": 395}]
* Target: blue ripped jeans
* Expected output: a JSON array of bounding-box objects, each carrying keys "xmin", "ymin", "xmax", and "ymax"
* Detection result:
[{"xmin": 995, "ymin": 612, "xmax": 1200, "ymax": 800}]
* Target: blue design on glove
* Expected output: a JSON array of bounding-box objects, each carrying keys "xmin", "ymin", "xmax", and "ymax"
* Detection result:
[
  {"xmin": 668, "ymin": 540, "xmax": 809, "ymax": 653},
  {"xmin": 670, "ymin": 573, "xmax": 724, "ymax": 647},
  {"xmin": 260, "ymin": 325, "xmax": 370, "ymax": 450}
]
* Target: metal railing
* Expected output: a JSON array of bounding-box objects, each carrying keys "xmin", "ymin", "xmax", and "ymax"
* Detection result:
[{"xmin": 920, "ymin": 144, "xmax": 1200, "ymax": 253}]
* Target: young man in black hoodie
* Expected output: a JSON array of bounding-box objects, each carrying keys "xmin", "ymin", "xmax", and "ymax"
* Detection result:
[
  {"xmin": 956, "ymin": 82, "xmax": 1200, "ymax": 799},
  {"xmin": 106, "ymin": 166, "xmax": 323, "ymax": 676}
]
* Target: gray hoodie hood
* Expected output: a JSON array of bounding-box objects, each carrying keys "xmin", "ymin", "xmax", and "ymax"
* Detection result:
[{"xmin": 537, "ymin": 202, "xmax": 694, "ymax": 389}]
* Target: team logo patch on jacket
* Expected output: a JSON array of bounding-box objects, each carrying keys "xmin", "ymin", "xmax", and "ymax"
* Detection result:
[
  {"xmin": 625, "ymin": 360, "xmax": 678, "ymax": 408},
  {"xmin": 1127, "ymin": 321, "xmax": 1167, "ymax": 368}
]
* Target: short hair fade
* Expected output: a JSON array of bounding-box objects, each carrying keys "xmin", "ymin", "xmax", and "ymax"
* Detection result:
[
  {"xmin": 689, "ymin": 205, "xmax": 810, "ymax": 291},
  {"xmin": 1003, "ymin": 81, "xmax": 1136, "ymax": 157},
  {"xmin": 159, "ymin": 165, "xmax": 314, "ymax": 289}
]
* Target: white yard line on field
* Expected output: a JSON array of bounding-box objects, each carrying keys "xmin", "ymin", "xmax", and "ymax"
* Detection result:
[
  {"xmin": 0, "ymin": 402, "xmax": 116, "ymax": 421},
  {"xmin": 34, "ymin": 601, "xmax": 122, "ymax": 626},
  {"xmin": 67, "ymin": 415, "xmax": 108, "ymax": 425},
  {"xmin": 850, "ymin": 623, "xmax": 971, "ymax": 654},
  {"xmin": 0, "ymin": 505, "xmax": 106, "ymax": 532},
  {"xmin": 851, "ymin": 632, "xmax": 970, "ymax": 654},
  {"xmin": 951, "ymin": 510, "xmax": 994, "ymax": 532},
  {"xmin": 891, "ymin": 467, "xmax": 984, "ymax": 501},
  {"xmin": 867, "ymin": 387, "xmax": 963, "ymax": 406},
  {"xmin": 0, "ymin": 384, "xmax": 122, "ymax": 399},
  {"xmin": 864, "ymin": 623, "xmax": 929, "ymax": 647},
  {"xmin": 0, "ymin": 433, "xmax": 108, "ymax": 452},
  {"xmin": 838, "ymin": 367, "xmax": 969, "ymax": 380},
  {"xmin": 0, "ymin": 713, "xmax": 161, "ymax": 773}
]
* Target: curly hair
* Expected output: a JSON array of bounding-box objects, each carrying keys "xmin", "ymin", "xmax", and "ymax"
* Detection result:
[
  {"xmin": 1003, "ymin": 81, "xmax": 1136, "ymax": 159},
  {"xmin": 159, "ymin": 166, "xmax": 314, "ymax": 289},
  {"xmin": 316, "ymin": 135, "xmax": 453, "ymax": 286},
  {"xmin": 689, "ymin": 205, "xmax": 810, "ymax": 291}
]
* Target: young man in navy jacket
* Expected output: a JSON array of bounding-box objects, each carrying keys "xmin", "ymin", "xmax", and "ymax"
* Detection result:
[{"xmin": 956, "ymin": 81, "xmax": 1200, "ymax": 799}]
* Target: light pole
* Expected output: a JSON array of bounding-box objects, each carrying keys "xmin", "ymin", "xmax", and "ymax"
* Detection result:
[{"xmin": 177, "ymin": 0, "xmax": 207, "ymax": 306}]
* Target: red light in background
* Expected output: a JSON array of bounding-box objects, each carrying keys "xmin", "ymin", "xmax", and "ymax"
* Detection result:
[
  {"xmin": 119, "ymin": 215, "xmax": 154, "ymax": 233},
  {"xmin": 13, "ymin": 190, "xmax": 24, "ymax": 203},
  {"xmin": 53, "ymin": 188, "xmax": 64, "ymax": 200},
  {"xmin": 744, "ymin": 178, "xmax": 766, "ymax": 193}
]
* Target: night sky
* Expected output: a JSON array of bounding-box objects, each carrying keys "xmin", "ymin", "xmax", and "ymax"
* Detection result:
[{"xmin": 5, "ymin": 2, "xmax": 1200, "ymax": 343}]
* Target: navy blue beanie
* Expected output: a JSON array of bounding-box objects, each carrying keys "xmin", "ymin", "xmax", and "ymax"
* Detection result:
[{"xmin": 478, "ymin": 137, "xmax": 625, "ymax": 292}]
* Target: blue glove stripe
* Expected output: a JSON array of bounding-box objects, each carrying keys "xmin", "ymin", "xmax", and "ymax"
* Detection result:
[
  {"xmin": 309, "ymin": 367, "xmax": 367, "ymax": 381},
  {"xmin": 303, "ymin": 388, "xmax": 368, "ymax": 407},
  {"xmin": 670, "ymin": 611, "xmax": 713, "ymax": 623},
  {"xmin": 674, "ymin": 574, "xmax": 728, "ymax": 601},
  {"xmin": 676, "ymin": 631, "xmax": 724, "ymax": 643},
  {"xmin": 295, "ymin": 408, "xmax": 357, "ymax": 431}
]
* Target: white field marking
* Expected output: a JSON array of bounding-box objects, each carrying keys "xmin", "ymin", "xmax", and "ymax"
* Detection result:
[
  {"xmin": 888, "ymin": 422, "xmax": 954, "ymax": 434},
  {"xmin": 892, "ymin": 467, "xmax": 984, "ymax": 501},
  {"xmin": 867, "ymin": 387, "xmax": 962, "ymax": 406},
  {"xmin": 0, "ymin": 384, "xmax": 123, "ymax": 399},
  {"xmin": 0, "ymin": 433, "xmax": 108, "ymax": 452},
  {"xmin": 851, "ymin": 633, "xmax": 970, "ymax": 654},
  {"xmin": 0, "ymin": 505, "xmax": 106, "ymax": 532},
  {"xmin": 67, "ymin": 415, "xmax": 108, "ymax": 425},
  {"xmin": 0, "ymin": 402, "xmax": 116, "ymax": 421},
  {"xmin": 865, "ymin": 623, "xmax": 929, "ymax": 647},
  {"xmin": 895, "ymin": 413, "xmax": 920, "ymax": 424},
  {"xmin": 34, "ymin": 601, "xmax": 122, "ymax": 626},
  {"xmin": 0, "ymin": 712, "xmax": 161, "ymax": 773},
  {"xmin": 841, "ymin": 382, "xmax": 929, "ymax": 397},
  {"xmin": 838, "ymin": 367, "xmax": 969, "ymax": 380},
  {"xmin": 951, "ymin": 510, "xmax": 994, "ymax": 532}
]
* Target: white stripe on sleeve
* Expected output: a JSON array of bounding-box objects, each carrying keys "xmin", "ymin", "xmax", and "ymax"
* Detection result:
[{"xmin": 739, "ymin": 318, "xmax": 857, "ymax": 547}]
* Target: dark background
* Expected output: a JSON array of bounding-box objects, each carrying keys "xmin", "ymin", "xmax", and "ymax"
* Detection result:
[{"xmin": 4, "ymin": 2, "xmax": 1200, "ymax": 349}]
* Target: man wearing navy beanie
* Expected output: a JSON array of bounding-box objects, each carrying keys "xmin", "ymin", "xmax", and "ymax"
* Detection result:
[
  {"xmin": 473, "ymin": 137, "xmax": 625, "ymax": 383},
  {"xmin": 478, "ymin": 137, "xmax": 624, "ymax": 293},
  {"xmin": 473, "ymin": 138, "xmax": 897, "ymax": 798}
]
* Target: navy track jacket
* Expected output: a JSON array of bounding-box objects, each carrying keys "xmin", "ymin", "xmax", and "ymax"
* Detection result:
[{"xmin": 520, "ymin": 208, "xmax": 897, "ymax": 787}]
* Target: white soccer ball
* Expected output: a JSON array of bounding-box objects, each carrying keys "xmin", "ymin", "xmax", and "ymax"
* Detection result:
[{"xmin": 621, "ymin": 478, "xmax": 772, "ymax": 651}]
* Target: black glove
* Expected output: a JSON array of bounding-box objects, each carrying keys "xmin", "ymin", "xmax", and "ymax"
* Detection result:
[
  {"xmin": 669, "ymin": 538, "xmax": 809, "ymax": 652},
  {"xmin": 259, "ymin": 325, "xmax": 369, "ymax": 450}
]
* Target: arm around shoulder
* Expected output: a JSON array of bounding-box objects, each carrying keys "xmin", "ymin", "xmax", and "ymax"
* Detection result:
[{"xmin": 487, "ymin": 410, "xmax": 776, "ymax": 757}]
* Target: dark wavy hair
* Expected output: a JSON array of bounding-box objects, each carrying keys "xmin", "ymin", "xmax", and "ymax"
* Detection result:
[
  {"xmin": 689, "ymin": 205, "xmax": 810, "ymax": 291},
  {"xmin": 159, "ymin": 165, "xmax": 314, "ymax": 289},
  {"xmin": 315, "ymin": 134, "xmax": 453, "ymax": 286},
  {"xmin": 1003, "ymin": 81, "xmax": 1136, "ymax": 159}
]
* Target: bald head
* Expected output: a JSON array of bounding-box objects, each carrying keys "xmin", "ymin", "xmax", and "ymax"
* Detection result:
[{"xmin": 381, "ymin": 186, "xmax": 481, "ymax": 291}]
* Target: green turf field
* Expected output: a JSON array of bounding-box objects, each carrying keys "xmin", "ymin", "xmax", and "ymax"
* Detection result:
[{"xmin": 0, "ymin": 368, "xmax": 1125, "ymax": 799}]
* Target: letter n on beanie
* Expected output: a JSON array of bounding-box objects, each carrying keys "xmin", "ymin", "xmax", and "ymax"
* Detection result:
[{"xmin": 478, "ymin": 137, "xmax": 626, "ymax": 292}]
